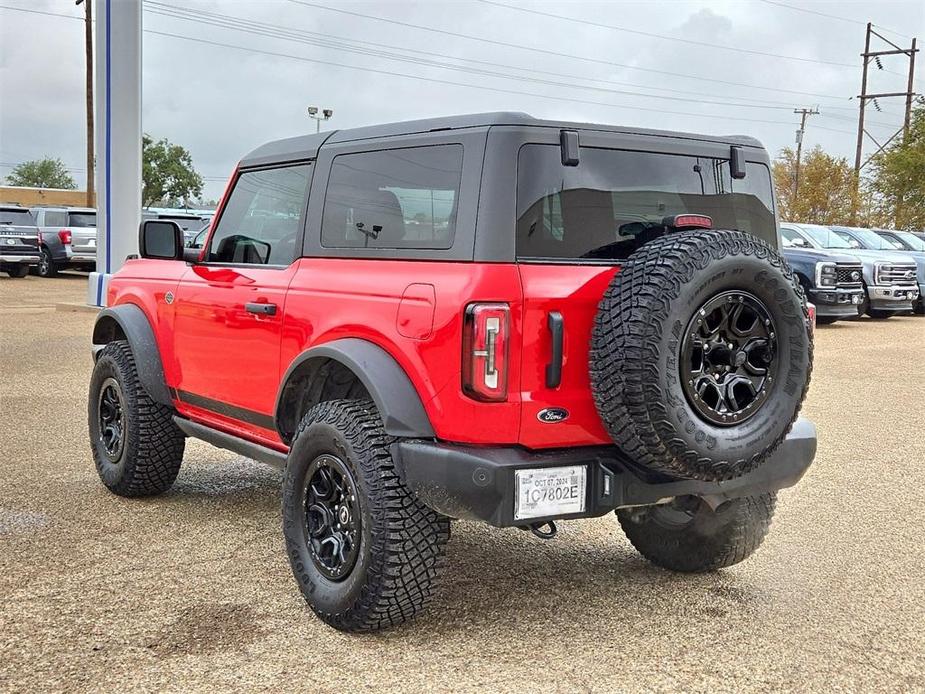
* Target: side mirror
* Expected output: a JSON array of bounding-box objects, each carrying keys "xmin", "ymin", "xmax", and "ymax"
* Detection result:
[{"xmin": 138, "ymin": 220, "xmax": 183, "ymax": 260}]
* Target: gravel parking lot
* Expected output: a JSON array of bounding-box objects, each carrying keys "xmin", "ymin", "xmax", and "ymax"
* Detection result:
[{"xmin": 1, "ymin": 273, "xmax": 923, "ymax": 692}]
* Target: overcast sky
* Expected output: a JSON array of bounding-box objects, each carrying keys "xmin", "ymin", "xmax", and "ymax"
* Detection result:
[{"xmin": 2, "ymin": 0, "xmax": 924, "ymax": 201}]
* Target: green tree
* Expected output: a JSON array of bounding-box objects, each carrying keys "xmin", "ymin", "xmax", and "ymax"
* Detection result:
[
  {"xmin": 772, "ymin": 146, "xmax": 856, "ymax": 224},
  {"xmin": 868, "ymin": 101, "xmax": 925, "ymax": 230},
  {"xmin": 142, "ymin": 134, "xmax": 203, "ymax": 207},
  {"xmin": 5, "ymin": 157, "xmax": 77, "ymax": 189}
]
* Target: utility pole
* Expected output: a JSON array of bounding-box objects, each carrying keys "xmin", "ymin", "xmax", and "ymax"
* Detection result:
[
  {"xmin": 792, "ymin": 107, "xmax": 819, "ymax": 203},
  {"xmin": 77, "ymin": 0, "xmax": 94, "ymax": 208},
  {"xmin": 851, "ymin": 22, "xmax": 919, "ymax": 223}
]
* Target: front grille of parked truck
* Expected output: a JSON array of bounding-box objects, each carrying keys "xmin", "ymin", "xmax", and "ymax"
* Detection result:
[
  {"xmin": 875, "ymin": 263, "xmax": 918, "ymax": 286},
  {"xmin": 835, "ymin": 264, "xmax": 863, "ymax": 287}
]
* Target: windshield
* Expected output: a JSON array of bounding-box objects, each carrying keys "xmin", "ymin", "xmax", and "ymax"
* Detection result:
[
  {"xmin": 834, "ymin": 227, "xmax": 895, "ymax": 250},
  {"xmin": 889, "ymin": 230, "xmax": 925, "ymax": 251},
  {"xmin": 801, "ymin": 226, "xmax": 853, "ymax": 249},
  {"xmin": 0, "ymin": 209, "xmax": 35, "ymax": 226},
  {"xmin": 516, "ymin": 145, "xmax": 777, "ymax": 260},
  {"xmin": 67, "ymin": 212, "xmax": 97, "ymax": 227}
]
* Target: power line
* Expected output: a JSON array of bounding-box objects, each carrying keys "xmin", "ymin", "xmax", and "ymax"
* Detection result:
[
  {"xmin": 146, "ymin": 27, "xmax": 862, "ymax": 135},
  {"xmin": 146, "ymin": 3, "xmax": 825, "ymax": 114},
  {"xmin": 478, "ymin": 0, "xmax": 860, "ymax": 68},
  {"xmin": 282, "ymin": 0, "xmax": 861, "ymax": 101},
  {"xmin": 754, "ymin": 0, "xmax": 912, "ymax": 40},
  {"xmin": 145, "ymin": 2, "xmax": 906, "ymax": 128}
]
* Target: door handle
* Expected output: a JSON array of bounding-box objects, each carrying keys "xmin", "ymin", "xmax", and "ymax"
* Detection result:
[
  {"xmin": 245, "ymin": 302, "xmax": 277, "ymax": 316},
  {"xmin": 545, "ymin": 311, "xmax": 563, "ymax": 388}
]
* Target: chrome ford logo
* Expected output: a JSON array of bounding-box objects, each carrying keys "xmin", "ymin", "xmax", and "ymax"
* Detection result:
[
  {"xmin": 537, "ymin": 407, "xmax": 569, "ymax": 423},
  {"xmin": 851, "ymin": 270, "xmax": 861, "ymax": 282}
]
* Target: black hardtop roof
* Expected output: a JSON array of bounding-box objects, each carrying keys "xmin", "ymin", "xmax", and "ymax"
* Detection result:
[{"xmin": 240, "ymin": 111, "xmax": 764, "ymax": 167}]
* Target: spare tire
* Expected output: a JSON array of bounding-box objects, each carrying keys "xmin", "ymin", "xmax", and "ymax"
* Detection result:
[{"xmin": 590, "ymin": 229, "xmax": 812, "ymax": 482}]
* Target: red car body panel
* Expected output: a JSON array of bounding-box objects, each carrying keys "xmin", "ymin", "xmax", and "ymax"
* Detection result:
[{"xmin": 107, "ymin": 254, "xmax": 622, "ymax": 452}]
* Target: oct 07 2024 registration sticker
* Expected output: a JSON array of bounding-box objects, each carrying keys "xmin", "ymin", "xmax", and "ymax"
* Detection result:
[{"xmin": 514, "ymin": 465, "xmax": 587, "ymax": 520}]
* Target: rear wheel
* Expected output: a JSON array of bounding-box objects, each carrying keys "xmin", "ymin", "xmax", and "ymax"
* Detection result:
[
  {"xmin": 36, "ymin": 248, "xmax": 58, "ymax": 277},
  {"xmin": 282, "ymin": 399, "xmax": 450, "ymax": 632},
  {"xmin": 617, "ymin": 493, "xmax": 776, "ymax": 572}
]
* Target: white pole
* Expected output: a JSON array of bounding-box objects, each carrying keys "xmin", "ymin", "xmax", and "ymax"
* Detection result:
[{"xmin": 88, "ymin": 0, "xmax": 142, "ymax": 307}]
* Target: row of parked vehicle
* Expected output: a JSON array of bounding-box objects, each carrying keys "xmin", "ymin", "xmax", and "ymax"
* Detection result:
[
  {"xmin": 1, "ymin": 202, "xmax": 923, "ymax": 326},
  {"xmin": 0, "ymin": 203, "xmax": 211, "ymax": 278},
  {"xmin": 780, "ymin": 223, "xmax": 925, "ymax": 323}
]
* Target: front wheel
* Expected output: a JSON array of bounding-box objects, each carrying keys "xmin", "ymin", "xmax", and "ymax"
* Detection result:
[
  {"xmin": 867, "ymin": 308, "xmax": 896, "ymax": 319},
  {"xmin": 5, "ymin": 265, "xmax": 29, "ymax": 278},
  {"xmin": 282, "ymin": 399, "xmax": 450, "ymax": 632},
  {"xmin": 88, "ymin": 340, "xmax": 185, "ymax": 496},
  {"xmin": 617, "ymin": 493, "xmax": 776, "ymax": 572}
]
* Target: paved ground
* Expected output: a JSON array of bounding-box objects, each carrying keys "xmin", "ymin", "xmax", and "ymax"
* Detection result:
[{"xmin": 1, "ymin": 273, "xmax": 923, "ymax": 693}]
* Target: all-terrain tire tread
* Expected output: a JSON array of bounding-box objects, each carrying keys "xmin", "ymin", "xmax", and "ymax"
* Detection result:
[
  {"xmin": 289, "ymin": 399, "xmax": 449, "ymax": 632},
  {"xmin": 89, "ymin": 340, "xmax": 185, "ymax": 496},
  {"xmin": 618, "ymin": 492, "xmax": 776, "ymax": 572}
]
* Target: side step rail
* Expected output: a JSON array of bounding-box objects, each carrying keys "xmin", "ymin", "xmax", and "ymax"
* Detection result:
[{"xmin": 172, "ymin": 416, "xmax": 288, "ymax": 469}]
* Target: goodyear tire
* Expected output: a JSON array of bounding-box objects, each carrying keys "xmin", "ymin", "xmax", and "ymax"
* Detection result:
[
  {"xmin": 590, "ymin": 230, "xmax": 812, "ymax": 481},
  {"xmin": 282, "ymin": 399, "xmax": 450, "ymax": 632},
  {"xmin": 88, "ymin": 340, "xmax": 185, "ymax": 496}
]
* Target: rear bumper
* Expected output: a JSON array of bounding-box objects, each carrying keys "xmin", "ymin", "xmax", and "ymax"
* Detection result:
[
  {"xmin": 395, "ymin": 417, "xmax": 817, "ymax": 527},
  {"xmin": 0, "ymin": 254, "xmax": 40, "ymax": 265}
]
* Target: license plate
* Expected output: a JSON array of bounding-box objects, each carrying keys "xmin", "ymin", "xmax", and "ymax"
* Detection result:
[
  {"xmin": 514, "ymin": 465, "xmax": 586, "ymax": 520},
  {"xmin": 87, "ymin": 238, "xmax": 96, "ymax": 246}
]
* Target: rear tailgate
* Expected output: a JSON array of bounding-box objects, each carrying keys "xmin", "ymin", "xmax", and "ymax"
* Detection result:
[
  {"xmin": 517, "ymin": 264, "xmax": 615, "ymax": 448},
  {"xmin": 0, "ymin": 226, "xmax": 40, "ymax": 257},
  {"xmin": 70, "ymin": 226, "xmax": 97, "ymax": 255}
]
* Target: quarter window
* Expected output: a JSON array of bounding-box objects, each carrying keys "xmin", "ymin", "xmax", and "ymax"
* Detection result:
[
  {"xmin": 43, "ymin": 211, "xmax": 67, "ymax": 227},
  {"xmin": 321, "ymin": 145, "xmax": 463, "ymax": 250},
  {"xmin": 207, "ymin": 164, "xmax": 311, "ymax": 265}
]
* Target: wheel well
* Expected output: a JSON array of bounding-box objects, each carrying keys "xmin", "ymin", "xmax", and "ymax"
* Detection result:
[
  {"xmin": 92, "ymin": 315, "xmax": 127, "ymax": 346},
  {"xmin": 276, "ymin": 357, "xmax": 370, "ymax": 445}
]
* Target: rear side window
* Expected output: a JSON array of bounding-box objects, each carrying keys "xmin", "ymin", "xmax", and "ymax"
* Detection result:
[
  {"xmin": 43, "ymin": 211, "xmax": 67, "ymax": 227},
  {"xmin": 67, "ymin": 212, "xmax": 96, "ymax": 227},
  {"xmin": 321, "ymin": 145, "xmax": 463, "ymax": 250},
  {"xmin": 207, "ymin": 164, "xmax": 311, "ymax": 266},
  {"xmin": 516, "ymin": 145, "xmax": 777, "ymax": 261}
]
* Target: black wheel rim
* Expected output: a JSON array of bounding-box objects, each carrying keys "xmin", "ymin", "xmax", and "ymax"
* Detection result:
[
  {"xmin": 680, "ymin": 290, "xmax": 778, "ymax": 426},
  {"xmin": 303, "ymin": 454, "xmax": 361, "ymax": 581},
  {"xmin": 97, "ymin": 377, "xmax": 125, "ymax": 461}
]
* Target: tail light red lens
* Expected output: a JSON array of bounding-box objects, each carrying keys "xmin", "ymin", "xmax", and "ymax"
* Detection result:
[
  {"xmin": 58, "ymin": 229, "xmax": 72, "ymax": 245},
  {"xmin": 462, "ymin": 303, "xmax": 510, "ymax": 402}
]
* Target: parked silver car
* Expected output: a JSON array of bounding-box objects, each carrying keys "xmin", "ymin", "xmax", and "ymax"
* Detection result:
[{"xmin": 31, "ymin": 206, "xmax": 97, "ymax": 276}]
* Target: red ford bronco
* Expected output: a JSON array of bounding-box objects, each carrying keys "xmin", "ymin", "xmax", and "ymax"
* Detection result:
[{"xmin": 88, "ymin": 113, "xmax": 815, "ymax": 632}]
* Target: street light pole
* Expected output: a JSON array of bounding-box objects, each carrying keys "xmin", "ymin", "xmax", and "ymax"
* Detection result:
[
  {"xmin": 307, "ymin": 106, "xmax": 334, "ymax": 133},
  {"xmin": 76, "ymin": 0, "xmax": 94, "ymax": 208}
]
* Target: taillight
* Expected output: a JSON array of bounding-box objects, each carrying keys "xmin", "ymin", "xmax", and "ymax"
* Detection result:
[
  {"xmin": 462, "ymin": 303, "xmax": 510, "ymax": 402},
  {"xmin": 806, "ymin": 302, "xmax": 816, "ymax": 334},
  {"xmin": 58, "ymin": 229, "xmax": 72, "ymax": 245}
]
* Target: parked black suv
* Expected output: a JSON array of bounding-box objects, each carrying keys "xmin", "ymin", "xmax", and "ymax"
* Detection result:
[{"xmin": 0, "ymin": 205, "xmax": 41, "ymax": 278}]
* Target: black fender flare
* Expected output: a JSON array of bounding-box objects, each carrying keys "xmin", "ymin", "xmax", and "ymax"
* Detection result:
[
  {"xmin": 275, "ymin": 338, "xmax": 435, "ymax": 440},
  {"xmin": 91, "ymin": 304, "xmax": 173, "ymax": 407}
]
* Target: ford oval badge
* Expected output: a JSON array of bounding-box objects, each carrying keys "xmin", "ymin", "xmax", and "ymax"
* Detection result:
[{"xmin": 537, "ymin": 407, "xmax": 569, "ymax": 423}]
